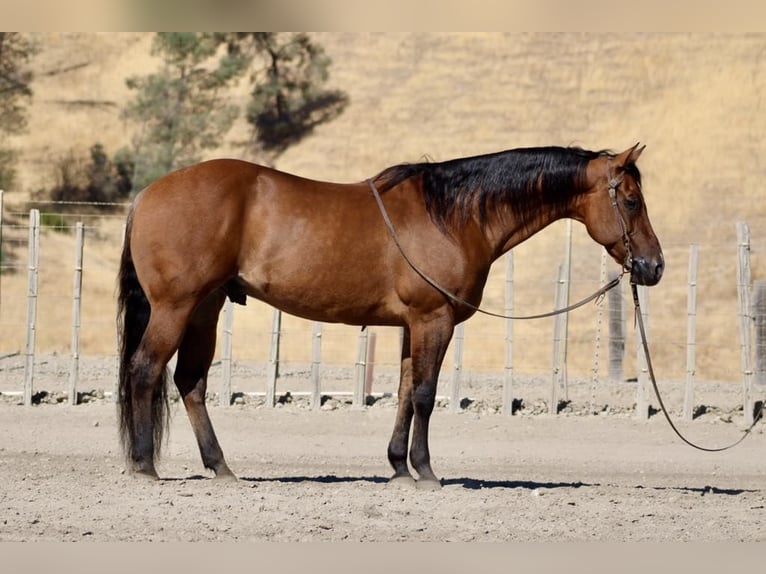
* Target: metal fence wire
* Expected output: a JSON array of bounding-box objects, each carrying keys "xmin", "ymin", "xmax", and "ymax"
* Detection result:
[{"xmin": 0, "ymin": 195, "xmax": 763, "ymax": 420}]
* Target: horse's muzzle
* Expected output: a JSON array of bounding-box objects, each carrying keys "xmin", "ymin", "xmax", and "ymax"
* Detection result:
[{"xmin": 631, "ymin": 254, "xmax": 664, "ymax": 286}]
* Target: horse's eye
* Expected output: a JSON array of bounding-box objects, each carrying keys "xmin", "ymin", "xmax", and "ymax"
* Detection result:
[{"xmin": 624, "ymin": 196, "xmax": 641, "ymax": 212}]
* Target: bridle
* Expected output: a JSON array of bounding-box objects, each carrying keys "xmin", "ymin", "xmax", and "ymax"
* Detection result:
[
  {"xmin": 368, "ymin": 163, "xmax": 762, "ymax": 450},
  {"xmin": 606, "ymin": 158, "xmax": 633, "ymax": 274}
]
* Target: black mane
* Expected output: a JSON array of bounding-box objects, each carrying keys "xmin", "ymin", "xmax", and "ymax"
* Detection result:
[{"xmin": 374, "ymin": 146, "xmax": 628, "ymax": 230}]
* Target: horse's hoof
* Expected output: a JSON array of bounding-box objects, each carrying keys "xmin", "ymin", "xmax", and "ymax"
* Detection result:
[
  {"xmin": 415, "ymin": 478, "xmax": 442, "ymax": 491},
  {"xmin": 213, "ymin": 470, "xmax": 239, "ymax": 483},
  {"xmin": 132, "ymin": 468, "xmax": 160, "ymax": 481},
  {"xmin": 387, "ymin": 474, "xmax": 417, "ymax": 489}
]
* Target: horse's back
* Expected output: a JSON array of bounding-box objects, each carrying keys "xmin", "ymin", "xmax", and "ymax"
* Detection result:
[{"xmin": 129, "ymin": 159, "xmax": 402, "ymax": 323}]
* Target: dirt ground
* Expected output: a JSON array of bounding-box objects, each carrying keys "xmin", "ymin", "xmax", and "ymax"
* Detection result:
[{"xmin": 1, "ymin": 355, "xmax": 765, "ymax": 542}]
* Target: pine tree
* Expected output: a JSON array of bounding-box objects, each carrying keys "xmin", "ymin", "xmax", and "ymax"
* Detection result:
[
  {"xmin": 0, "ymin": 33, "xmax": 36, "ymax": 190},
  {"xmin": 230, "ymin": 33, "xmax": 349, "ymax": 165},
  {"xmin": 122, "ymin": 33, "xmax": 348, "ymax": 190},
  {"xmin": 121, "ymin": 33, "xmax": 249, "ymax": 190}
]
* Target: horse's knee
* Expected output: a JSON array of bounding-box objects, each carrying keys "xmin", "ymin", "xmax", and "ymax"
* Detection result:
[{"xmin": 412, "ymin": 383, "xmax": 436, "ymax": 417}]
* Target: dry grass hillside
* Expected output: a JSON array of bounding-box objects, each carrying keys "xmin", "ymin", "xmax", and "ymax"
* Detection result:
[{"xmin": 2, "ymin": 32, "xmax": 765, "ymax": 385}]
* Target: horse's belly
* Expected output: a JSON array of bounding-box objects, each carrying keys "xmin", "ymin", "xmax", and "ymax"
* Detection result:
[{"xmin": 236, "ymin": 270, "xmax": 403, "ymax": 327}]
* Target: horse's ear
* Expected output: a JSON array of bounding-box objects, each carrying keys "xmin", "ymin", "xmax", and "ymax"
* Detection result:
[{"xmin": 615, "ymin": 143, "xmax": 645, "ymax": 168}]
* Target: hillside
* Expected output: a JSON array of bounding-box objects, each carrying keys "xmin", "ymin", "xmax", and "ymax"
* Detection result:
[{"xmin": 2, "ymin": 32, "xmax": 765, "ymax": 383}]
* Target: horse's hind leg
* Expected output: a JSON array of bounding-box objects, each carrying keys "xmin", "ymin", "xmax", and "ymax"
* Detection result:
[
  {"xmin": 173, "ymin": 290, "xmax": 236, "ymax": 480},
  {"xmin": 127, "ymin": 305, "xmax": 193, "ymax": 479}
]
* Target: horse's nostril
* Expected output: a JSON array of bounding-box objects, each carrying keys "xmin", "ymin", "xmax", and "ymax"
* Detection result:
[{"xmin": 631, "ymin": 256, "xmax": 664, "ymax": 286}]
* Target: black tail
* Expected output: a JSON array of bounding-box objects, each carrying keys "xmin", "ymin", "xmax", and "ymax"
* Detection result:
[{"xmin": 116, "ymin": 208, "xmax": 169, "ymax": 466}]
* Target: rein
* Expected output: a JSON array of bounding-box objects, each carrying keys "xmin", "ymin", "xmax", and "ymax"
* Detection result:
[
  {"xmin": 366, "ymin": 178, "xmax": 622, "ymax": 320},
  {"xmin": 368, "ymin": 173, "xmax": 762, "ymax": 451},
  {"xmin": 632, "ymin": 282, "xmax": 762, "ymax": 452}
]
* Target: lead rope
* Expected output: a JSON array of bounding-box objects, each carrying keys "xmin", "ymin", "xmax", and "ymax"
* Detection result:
[
  {"xmin": 632, "ymin": 282, "xmax": 762, "ymax": 451},
  {"xmin": 366, "ymin": 178, "xmax": 623, "ymax": 321},
  {"xmin": 369, "ymin": 174, "xmax": 763, "ymax": 450}
]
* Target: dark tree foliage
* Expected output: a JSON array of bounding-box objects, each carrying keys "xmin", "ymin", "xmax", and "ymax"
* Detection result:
[
  {"xmin": 49, "ymin": 144, "xmax": 134, "ymax": 205},
  {"xmin": 121, "ymin": 33, "xmax": 249, "ymax": 189},
  {"xmin": 120, "ymin": 32, "xmax": 348, "ymax": 191},
  {"xmin": 228, "ymin": 33, "xmax": 349, "ymax": 163},
  {"xmin": 0, "ymin": 32, "xmax": 36, "ymax": 190}
]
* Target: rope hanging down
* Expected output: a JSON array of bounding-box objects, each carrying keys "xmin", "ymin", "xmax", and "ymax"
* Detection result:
[{"xmin": 631, "ymin": 283, "xmax": 762, "ymax": 452}]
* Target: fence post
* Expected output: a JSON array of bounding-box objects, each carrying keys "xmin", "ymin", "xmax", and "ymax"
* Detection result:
[
  {"xmin": 68, "ymin": 222, "xmax": 84, "ymax": 406},
  {"xmin": 310, "ymin": 322, "xmax": 322, "ymax": 410},
  {"xmin": 503, "ymin": 252, "xmax": 514, "ymax": 415},
  {"xmin": 607, "ymin": 270, "xmax": 624, "ymax": 382},
  {"xmin": 590, "ymin": 252, "xmax": 608, "ymax": 414},
  {"xmin": 365, "ymin": 330, "xmax": 377, "ymax": 397},
  {"xmin": 219, "ymin": 297, "xmax": 234, "ymax": 407},
  {"xmin": 683, "ymin": 244, "xmax": 699, "ymax": 420},
  {"xmin": 635, "ymin": 285, "xmax": 650, "ymax": 420},
  {"xmin": 561, "ymin": 220, "xmax": 572, "ymax": 399},
  {"xmin": 24, "ymin": 209, "xmax": 40, "ymax": 406},
  {"xmin": 353, "ymin": 327, "xmax": 368, "ymax": 408},
  {"xmin": 266, "ymin": 308, "xmax": 281, "ymax": 408},
  {"xmin": 551, "ymin": 264, "xmax": 567, "ymax": 413},
  {"xmin": 114, "ymin": 222, "xmax": 127, "ymax": 404},
  {"xmin": 754, "ymin": 280, "xmax": 766, "ymax": 388},
  {"xmin": 450, "ymin": 322, "xmax": 465, "ymax": 413},
  {"xmin": 0, "ymin": 189, "xmax": 4, "ymax": 315},
  {"xmin": 737, "ymin": 222, "xmax": 754, "ymax": 426}
]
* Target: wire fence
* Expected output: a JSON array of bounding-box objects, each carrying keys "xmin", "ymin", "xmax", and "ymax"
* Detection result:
[{"xmin": 0, "ymin": 193, "xmax": 764, "ymax": 420}]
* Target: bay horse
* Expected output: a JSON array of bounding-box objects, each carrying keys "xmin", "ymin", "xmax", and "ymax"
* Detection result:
[{"xmin": 117, "ymin": 143, "xmax": 663, "ymax": 487}]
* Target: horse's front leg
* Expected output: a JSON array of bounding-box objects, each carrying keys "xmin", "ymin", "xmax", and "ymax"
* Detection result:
[
  {"xmin": 408, "ymin": 313, "xmax": 454, "ymax": 490},
  {"xmin": 388, "ymin": 327, "xmax": 416, "ymax": 485}
]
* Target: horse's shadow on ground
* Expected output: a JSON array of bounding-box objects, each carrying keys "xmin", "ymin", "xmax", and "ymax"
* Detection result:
[
  {"xmin": 242, "ymin": 475, "xmax": 591, "ymax": 490},
  {"xmin": 166, "ymin": 474, "xmax": 757, "ymax": 495}
]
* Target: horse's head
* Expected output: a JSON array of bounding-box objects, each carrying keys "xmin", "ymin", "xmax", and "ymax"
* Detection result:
[{"xmin": 577, "ymin": 144, "xmax": 664, "ymax": 286}]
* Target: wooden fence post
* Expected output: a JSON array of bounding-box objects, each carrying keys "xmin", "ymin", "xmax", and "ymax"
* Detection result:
[
  {"xmin": 0, "ymin": 189, "xmax": 4, "ymax": 315},
  {"xmin": 551, "ymin": 264, "xmax": 567, "ymax": 413},
  {"xmin": 590, "ymin": 252, "xmax": 608, "ymax": 414},
  {"xmin": 266, "ymin": 308, "xmax": 281, "ymax": 408},
  {"xmin": 68, "ymin": 222, "xmax": 84, "ymax": 406},
  {"xmin": 365, "ymin": 330, "xmax": 377, "ymax": 397},
  {"xmin": 353, "ymin": 327, "xmax": 368, "ymax": 408},
  {"xmin": 24, "ymin": 209, "xmax": 40, "ymax": 406},
  {"xmin": 450, "ymin": 322, "xmax": 465, "ymax": 413},
  {"xmin": 737, "ymin": 222, "xmax": 754, "ymax": 425},
  {"xmin": 607, "ymin": 270, "xmax": 625, "ymax": 383},
  {"xmin": 114, "ymin": 222, "xmax": 127, "ymax": 404},
  {"xmin": 310, "ymin": 322, "xmax": 322, "ymax": 410},
  {"xmin": 683, "ymin": 244, "xmax": 699, "ymax": 420},
  {"xmin": 635, "ymin": 285, "xmax": 650, "ymax": 420},
  {"xmin": 503, "ymin": 251, "xmax": 514, "ymax": 415},
  {"xmin": 561, "ymin": 220, "xmax": 572, "ymax": 399},
  {"xmin": 219, "ymin": 297, "xmax": 234, "ymax": 406},
  {"xmin": 754, "ymin": 280, "xmax": 766, "ymax": 388}
]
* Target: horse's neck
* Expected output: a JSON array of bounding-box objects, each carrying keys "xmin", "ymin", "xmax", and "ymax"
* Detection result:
[{"xmin": 484, "ymin": 205, "xmax": 571, "ymax": 261}]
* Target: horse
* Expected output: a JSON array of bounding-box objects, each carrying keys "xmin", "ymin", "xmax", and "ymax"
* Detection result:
[{"xmin": 117, "ymin": 143, "xmax": 663, "ymax": 488}]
